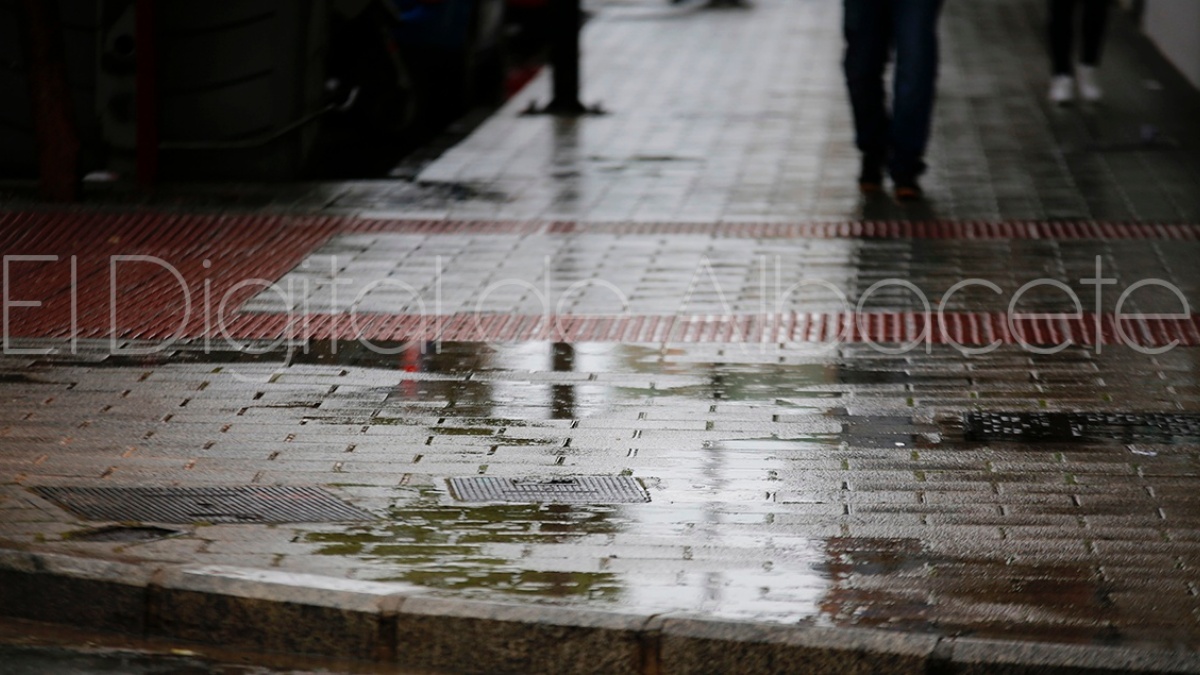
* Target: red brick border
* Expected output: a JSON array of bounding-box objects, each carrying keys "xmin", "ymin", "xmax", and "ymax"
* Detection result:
[
  {"xmin": 208, "ymin": 311, "xmax": 1200, "ymax": 347},
  {"xmin": 4, "ymin": 212, "xmax": 1198, "ymax": 346}
]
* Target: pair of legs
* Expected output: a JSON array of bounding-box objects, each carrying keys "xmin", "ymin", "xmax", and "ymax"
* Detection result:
[
  {"xmin": 1049, "ymin": 0, "xmax": 1112, "ymax": 75},
  {"xmin": 843, "ymin": 0, "xmax": 944, "ymax": 195}
]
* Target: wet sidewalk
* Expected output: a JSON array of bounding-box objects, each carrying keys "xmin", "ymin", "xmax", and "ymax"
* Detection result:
[
  {"xmin": 4, "ymin": 337, "xmax": 1200, "ymax": 649},
  {"xmin": 2, "ymin": 0, "xmax": 1198, "ymax": 220},
  {"xmin": 1, "ymin": 0, "xmax": 1200, "ymax": 672},
  {"xmin": 416, "ymin": 0, "xmax": 1200, "ymax": 223}
]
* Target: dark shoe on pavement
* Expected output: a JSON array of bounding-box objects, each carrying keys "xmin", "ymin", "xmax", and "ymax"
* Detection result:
[
  {"xmin": 893, "ymin": 176, "xmax": 924, "ymax": 203},
  {"xmin": 858, "ymin": 155, "xmax": 884, "ymax": 194}
]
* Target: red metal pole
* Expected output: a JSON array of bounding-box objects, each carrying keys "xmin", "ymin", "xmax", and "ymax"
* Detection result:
[
  {"xmin": 20, "ymin": 0, "xmax": 81, "ymax": 202},
  {"xmin": 135, "ymin": 0, "xmax": 158, "ymax": 188}
]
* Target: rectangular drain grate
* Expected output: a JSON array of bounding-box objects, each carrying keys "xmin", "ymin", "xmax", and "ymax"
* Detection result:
[
  {"xmin": 448, "ymin": 476, "xmax": 650, "ymax": 504},
  {"xmin": 964, "ymin": 412, "xmax": 1200, "ymax": 443},
  {"xmin": 32, "ymin": 486, "xmax": 375, "ymax": 524}
]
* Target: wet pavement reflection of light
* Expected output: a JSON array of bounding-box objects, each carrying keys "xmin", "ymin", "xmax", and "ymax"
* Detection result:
[
  {"xmin": 4, "ymin": 340, "xmax": 1200, "ymax": 648},
  {"xmin": 246, "ymin": 232, "xmax": 1200, "ymax": 319}
]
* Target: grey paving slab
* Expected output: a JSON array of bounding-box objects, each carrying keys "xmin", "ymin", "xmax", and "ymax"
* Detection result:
[
  {"xmin": 399, "ymin": 0, "xmax": 1200, "ymax": 223},
  {"xmin": 1, "ymin": 339, "xmax": 1199, "ymax": 653},
  {"xmin": 243, "ymin": 230, "xmax": 1200, "ymax": 317}
]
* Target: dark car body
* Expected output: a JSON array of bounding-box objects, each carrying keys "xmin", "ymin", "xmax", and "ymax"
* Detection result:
[{"xmin": 0, "ymin": 0, "xmax": 506, "ymax": 181}]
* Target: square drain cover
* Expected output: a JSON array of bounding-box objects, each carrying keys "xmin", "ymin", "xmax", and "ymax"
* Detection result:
[
  {"xmin": 965, "ymin": 412, "xmax": 1200, "ymax": 443},
  {"xmin": 32, "ymin": 486, "xmax": 374, "ymax": 524},
  {"xmin": 448, "ymin": 476, "xmax": 650, "ymax": 504}
]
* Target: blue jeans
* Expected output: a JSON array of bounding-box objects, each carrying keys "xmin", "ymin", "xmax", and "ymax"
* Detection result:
[{"xmin": 843, "ymin": 0, "xmax": 944, "ymax": 179}]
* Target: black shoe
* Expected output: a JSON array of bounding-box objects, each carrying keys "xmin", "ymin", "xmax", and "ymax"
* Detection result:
[
  {"xmin": 858, "ymin": 155, "xmax": 884, "ymax": 194},
  {"xmin": 893, "ymin": 176, "xmax": 923, "ymax": 202}
]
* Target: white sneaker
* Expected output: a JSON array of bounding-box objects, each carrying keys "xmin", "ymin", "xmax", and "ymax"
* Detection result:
[
  {"xmin": 1078, "ymin": 65, "xmax": 1103, "ymax": 102},
  {"xmin": 1049, "ymin": 75, "xmax": 1075, "ymax": 104}
]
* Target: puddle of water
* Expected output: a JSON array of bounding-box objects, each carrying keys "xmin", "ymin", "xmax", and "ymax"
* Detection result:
[
  {"xmin": 615, "ymin": 366, "xmax": 838, "ymax": 403},
  {"xmin": 64, "ymin": 525, "xmax": 183, "ymax": 544},
  {"xmin": 835, "ymin": 370, "xmax": 910, "ymax": 385},
  {"xmin": 814, "ymin": 537, "xmax": 1121, "ymax": 644},
  {"xmin": 306, "ymin": 489, "xmax": 825, "ymax": 615},
  {"xmin": 710, "ymin": 437, "xmax": 840, "ymax": 451},
  {"xmin": 307, "ymin": 489, "xmax": 627, "ymax": 599},
  {"xmin": 0, "ymin": 373, "xmax": 63, "ymax": 384},
  {"xmin": 427, "ymin": 427, "xmax": 496, "ymax": 437},
  {"xmin": 299, "ymin": 491, "xmax": 1146, "ymax": 646},
  {"xmin": 412, "ymin": 180, "xmax": 509, "ymax": 203}
]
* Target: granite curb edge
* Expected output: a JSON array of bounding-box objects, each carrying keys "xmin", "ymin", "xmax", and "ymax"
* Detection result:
[{"xmin": 1, "ymin": 548, "xmax": 1197, "ymax": 675}]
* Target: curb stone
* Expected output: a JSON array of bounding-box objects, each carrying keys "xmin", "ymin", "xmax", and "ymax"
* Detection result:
[
  {"xmin": 1, "ymin": 548, "xmax": 1198, "ymax": 674},
  {"xmin": 148, "ymin": 564, "xmax": 422, "ymax": 661},
  {"xmin": 937, "ymin": 638, "xmax": 1200, "ymax": 675},
  {"xmin": 657, "ymin": 617, "xmax": 936, "ymax": 675},
  {"xmin": 0, "ymin": 548, "xmax": 151, "ymax": 634},
  {"xmin": 392, "ymin": 595, "xmax": 649, "ymax": 674}
]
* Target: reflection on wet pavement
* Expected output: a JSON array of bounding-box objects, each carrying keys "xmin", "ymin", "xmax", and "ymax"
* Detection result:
[
  {"xmin": 3, "ymin": 340, "xmax": 1199, "ymax": 650},
  {"xmin": 307, "ymin": 494, "xmax": 626, "ymax": 601},
  {"xmin": 244, "ymin": 232, "xmax": 1200, "ymax": 316}
]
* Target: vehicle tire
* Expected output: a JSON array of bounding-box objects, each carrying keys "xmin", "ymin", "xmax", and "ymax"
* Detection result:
[{"xmin": 155, "ymin": 1, "xmax": 329, "ymax": 180}]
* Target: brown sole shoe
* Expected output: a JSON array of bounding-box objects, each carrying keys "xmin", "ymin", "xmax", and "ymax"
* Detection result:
[
  {"xmin": 893, "ymin": 179, "xmax": 923, "ymax": 203},
  {"xmin": 859, "ymin": 154, "xmax": 884, "ymax": 195},
  {"xmin": 859, "ymin": 180, "xmax": 884, "ymax": 195}
]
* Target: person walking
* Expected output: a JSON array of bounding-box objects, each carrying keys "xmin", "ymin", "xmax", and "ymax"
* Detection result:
[
  {"xmin": 1048, "ymin": 0, "xmax": 1112, "ymax": 104},
  {"xmin": 843, "ymin": 0, "xmax": 944, "ymax": 202}
]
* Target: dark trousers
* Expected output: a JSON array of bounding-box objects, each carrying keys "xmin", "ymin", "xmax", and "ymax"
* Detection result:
[
  {"xmin": 843, "ymin": 0, "xmax": 944, "ymax": 180},
  {"xmin": 1049, "ymin": 0, "xmax": 1112, "ymax": 75}
]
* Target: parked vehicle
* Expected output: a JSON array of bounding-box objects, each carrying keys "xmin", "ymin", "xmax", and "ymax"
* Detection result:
[
  {"xmin": 314, "ymin": 0, "xmax": 507, "ymax": 176},
  {"xmin": 0, "ymin": 0, "xmax": 506, "ymax": 181},
  {"xmin": 386, "ymin": 0, "xmax": 507, "ymax": 112}
]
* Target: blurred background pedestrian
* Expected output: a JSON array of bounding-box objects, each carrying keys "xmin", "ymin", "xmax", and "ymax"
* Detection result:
[{"xmin": 1048, "ymin": 0, "xmax": 1113, "ymax": 104}]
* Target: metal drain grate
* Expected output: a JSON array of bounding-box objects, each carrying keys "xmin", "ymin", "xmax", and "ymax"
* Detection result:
[
  {"xmin": 32, "ymin": 486, "xmax": 375, "ymax": 524},
  {"xmin": 964, "ymin": 412, "xmax": 1200, "ymax": 443},
  {"xmin": 448, "ymin": 476, "xmax": 650, "ymax": 504}
]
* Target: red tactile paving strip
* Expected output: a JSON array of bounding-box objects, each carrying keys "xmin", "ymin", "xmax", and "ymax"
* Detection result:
[
  {"xmin": 1, "ymin": 211, "xmax": 340, "ymax": 339},
  {"xmin": 349, "ymin": 218, "xmax": 1200, "ymax": 240},
  {"xmin": 542, "ymin": 220, "xmax": 1200, "ymax": 240},
  {"xmin": 343, "ymin": 218, "xmax": 1200, "ymax": 239},
  {"xmin": 3, "ymin": 212, "xmax": 1199, "ymax": 347},
  {"xmin": 216, "ymin": 311, "xmax": 1200, "ymax": 348}
]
